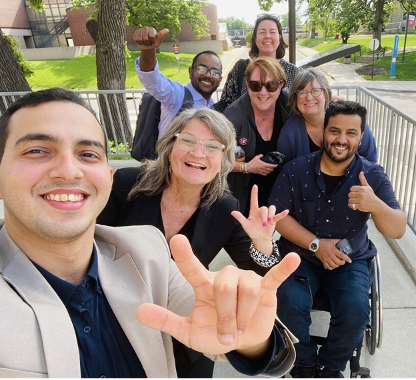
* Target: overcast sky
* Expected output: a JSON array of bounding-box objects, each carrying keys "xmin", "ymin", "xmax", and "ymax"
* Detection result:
[{"xmin": 209, "ymin": 0, "xmax": 307, "ymax": 25}]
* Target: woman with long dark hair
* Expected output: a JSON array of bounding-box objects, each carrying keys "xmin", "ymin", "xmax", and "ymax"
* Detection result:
[{"xmin": 214, "ymin": 13, "xmax": 298, "ymax": 112}]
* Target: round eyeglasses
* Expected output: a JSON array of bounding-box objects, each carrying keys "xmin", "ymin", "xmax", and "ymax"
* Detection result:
[
  {"xmin": 175, "ymin": 133, "xmax": 225, "ymax": 158},
  {"xmin": 296, "ymin": 88, "xmax": 325, "ymax": 99},
  {"xmin": 192, "ymin": 65, "xmax": 222, "ymax": 80},
  {"xmin": 248, "ymin": 80, "xmax": 282, "ymax": 93}
]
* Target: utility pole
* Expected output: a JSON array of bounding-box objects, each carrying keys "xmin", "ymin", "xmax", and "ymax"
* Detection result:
[
  {"xmin": 401, "ymin": 12, "xmax": 414, "ymax": 64},
  {"xmin": 288, "ymin": 0, "xmax": 296, "ymax": 64}
]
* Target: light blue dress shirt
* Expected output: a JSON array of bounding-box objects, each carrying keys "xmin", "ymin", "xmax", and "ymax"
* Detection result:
[{"xmin": 135, "ymin": 58, "xmax": 214, "ymax": 139}]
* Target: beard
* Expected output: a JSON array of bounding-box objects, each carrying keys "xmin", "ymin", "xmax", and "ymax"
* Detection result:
[
  {"xmin": 193, "ymin": 77, "xmax": 216, "ymax": 98},
  {"xmin": 324, "ymin": 141, "xmax": 359, "ymax": 163}
]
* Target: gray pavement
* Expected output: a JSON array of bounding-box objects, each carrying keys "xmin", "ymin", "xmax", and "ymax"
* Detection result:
[{"xmin": 296, "ymin": 45, "xmax": 416, "ymax": 120}]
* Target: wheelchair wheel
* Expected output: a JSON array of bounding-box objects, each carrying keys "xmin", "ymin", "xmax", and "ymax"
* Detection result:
[{"xmin": 366, "ymin": 279, "xmax": 377, "ymax": 355}]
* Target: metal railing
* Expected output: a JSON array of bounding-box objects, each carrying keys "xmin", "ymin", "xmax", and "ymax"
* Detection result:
[{"xmin": 1, "ymin": 86, "xmax": 415, "ymax": 232}]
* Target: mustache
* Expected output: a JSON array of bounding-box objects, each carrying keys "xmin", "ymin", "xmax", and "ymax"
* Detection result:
[
  {"xmin": 331, "ymin": 142, "xmax": 349, "ymax": 149},
  {"xmin": 198, "ymin": 77, "xmax": 214, "ymax": 85}
]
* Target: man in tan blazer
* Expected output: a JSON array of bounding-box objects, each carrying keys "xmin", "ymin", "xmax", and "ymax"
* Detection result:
[{"xmin": 0, "ymin": 88, "xmax": 299, "ymax": 378}]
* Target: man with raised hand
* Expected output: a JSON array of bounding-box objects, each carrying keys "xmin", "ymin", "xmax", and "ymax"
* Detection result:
[
  {"xmin": 269, "ymin": 100, "xmax": 406, "ymax": 378},
  {"xmin": 0, "ymin": 88, "xmax": 299, "ymax": 378},
  {"xmin": 134, "ymin": 26, "xmax": 222, "ymax": 139}
]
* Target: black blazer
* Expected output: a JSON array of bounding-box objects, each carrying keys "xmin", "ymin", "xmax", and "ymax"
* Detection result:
[{"xmin": 98, "ymin": 167, "xmax": 266, "ymax": 275}]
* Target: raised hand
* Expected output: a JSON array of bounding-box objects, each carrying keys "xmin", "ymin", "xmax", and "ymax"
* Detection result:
[
  {"xmin": 348, "ymin": 171, "xmax": 378, "ymax": 212},
  {"xmin": 231, "ymin": 185, "xmax": 288, "ymax": 255},
  {"xmin": 136, "ymin": 234, "xmax": 300, "ymax": 357},
  {"xmin": 133, "ymin": 26, "xmax": 169, "ymax": 50}
]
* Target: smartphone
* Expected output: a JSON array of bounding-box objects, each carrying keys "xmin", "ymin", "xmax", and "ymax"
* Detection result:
[
  {"xmin": 260, "ymin": 151, "xmax": 285, "ymax": 165},
  {"xmin": 336, "ymin": 238, "xmax": 353, "ymax": 256}
]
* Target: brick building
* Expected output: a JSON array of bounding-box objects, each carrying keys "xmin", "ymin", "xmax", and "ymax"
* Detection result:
[{"xmin": 0, "ymin": 0, "xmax": 221, "ymax": 53}]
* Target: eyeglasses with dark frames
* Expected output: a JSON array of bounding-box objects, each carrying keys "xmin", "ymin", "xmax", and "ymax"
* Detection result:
[
  {"xmin": 296, "ymin": 88, "xmax": 325, "ymax": 99},
  {"xmin": 192, "ymin": 65, "xmax": 222, "ymax": 80}
]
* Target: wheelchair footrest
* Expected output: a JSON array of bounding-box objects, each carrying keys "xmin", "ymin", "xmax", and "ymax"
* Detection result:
[{"xmin": 351, "ymin": 367, "xmax": 371, "ymax": 378}]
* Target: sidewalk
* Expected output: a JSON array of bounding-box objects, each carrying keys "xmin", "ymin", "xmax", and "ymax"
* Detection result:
[{"xmin": 295, "ymin": 45, "xmax": 416, "ymax": 120}]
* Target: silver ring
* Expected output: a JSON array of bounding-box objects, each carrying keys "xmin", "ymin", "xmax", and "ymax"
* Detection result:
[{"xmin": 352, "ymin": 203, "xmax": 356, "ymax": 210}]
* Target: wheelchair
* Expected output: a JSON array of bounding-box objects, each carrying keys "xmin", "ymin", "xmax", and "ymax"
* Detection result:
[{"xmin": 310, "ymin": 255, "xmax": 383, "ymax": 378}]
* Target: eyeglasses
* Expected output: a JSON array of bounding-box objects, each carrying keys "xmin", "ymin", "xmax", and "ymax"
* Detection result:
[
  {"xmin": 175, "ymin": 133, "xmax": 225, "ymax": 158},
  {"xmin": 248, "ymin": 80, "xmax": 282, "ymax": 93},
  {"xmin": 192, "ymin": 65, "xmax": 222, "ymax": 80},
  {"xmin": 296, "ymin": 88, "xmax": 325, "ymax": 99}
]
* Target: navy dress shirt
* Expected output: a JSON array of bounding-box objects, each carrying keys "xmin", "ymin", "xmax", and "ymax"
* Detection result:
[
  {"xmin": 34, "ymin": 248, "xmax": 146, "ymax": 378},
  {"xmin": 34, "ymin": 247, "xmax": 285, "ymax": 377},
  {"xmin": 269, "ymin": 151, "xmax": 401, "ymax": 265}
]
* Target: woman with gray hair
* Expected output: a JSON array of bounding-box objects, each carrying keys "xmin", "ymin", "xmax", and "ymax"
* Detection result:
[
  {"xmin": 276, "ymin": 67, "xmax": 378, "ymax": 167},
  {"xmin": 98, "ymin": 107, "xmax": 285, "ymax": 378}
]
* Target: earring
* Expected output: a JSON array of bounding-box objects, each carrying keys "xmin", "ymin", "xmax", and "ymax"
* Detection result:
[{"xmin": 168, "ymin": 162, "xmax": 172, "ymax": 176}]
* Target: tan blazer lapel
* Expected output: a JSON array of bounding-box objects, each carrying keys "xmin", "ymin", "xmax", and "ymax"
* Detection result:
[
  {"xmin": 97, "ymin": 246, "xmax": 171, "ymax": 378},
  {"xmin": 0, "ymin": 227, "xmax": 80, "ymax": 378}
]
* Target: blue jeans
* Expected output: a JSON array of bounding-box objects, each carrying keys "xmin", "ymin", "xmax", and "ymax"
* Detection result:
[{"xmin": 277, "ymin": 259, "xmax": 370, "ymax": 371}]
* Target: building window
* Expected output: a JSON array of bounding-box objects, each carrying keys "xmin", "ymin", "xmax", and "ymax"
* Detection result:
[{"xmin": 25, "ymin": 0, "xmax": 72, "ymax": 48}]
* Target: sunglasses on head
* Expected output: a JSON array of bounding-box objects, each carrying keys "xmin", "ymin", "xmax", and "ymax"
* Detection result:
[{"xmin": 248, "ymin": 80, "xmax": 282, "ymax": 93}]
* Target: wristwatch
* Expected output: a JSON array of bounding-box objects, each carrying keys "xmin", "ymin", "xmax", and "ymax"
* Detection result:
[{"xmin": 309, "ymin": 237, "xmax": 320, "ymax": 253}]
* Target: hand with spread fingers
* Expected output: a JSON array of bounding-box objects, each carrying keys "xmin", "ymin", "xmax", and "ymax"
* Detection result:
[
  {"xmin": 231, "ymin": 185, "xmax": 288, "ymax": 255},
  {"xmin": 133, "ymin": 26, "xmax": 169, "ymax": 51},
  {"xmin": 348, "ymin": 171, "xmax": 378, "ymax": 212},
  {"xmin": 136, "ymin": 234, "xmax": 300, "ymax": 358}
]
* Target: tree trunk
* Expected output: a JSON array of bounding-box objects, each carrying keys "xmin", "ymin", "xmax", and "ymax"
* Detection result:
[
  {"xmin": 311, "ymin": 25, "xmax": 316, "ymax": 39},
  {"xmin": 90, "ymin": 0, "xmax": 132, "ymax": 146},
  {"xmin": 373, "ymin": 0, "xmax": 385, "ymax": 45},
  {"xmin": 0, "ymin": 29, "xmax": 31, "ymax": 112}
]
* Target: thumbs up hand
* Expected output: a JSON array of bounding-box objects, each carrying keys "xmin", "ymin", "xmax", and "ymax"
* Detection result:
[
  {"xmin": 134, "ymin": 27, "xmax": 169, "ymax": 50},
  {"xmin": 348, "ymin": 171, "xmax": 379, "ymax": 212}
]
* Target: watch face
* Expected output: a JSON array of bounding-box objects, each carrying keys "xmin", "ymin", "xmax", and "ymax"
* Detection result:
[{"xmin": 310, "ymin": 243, "xmax": 318, "ymax": 251}]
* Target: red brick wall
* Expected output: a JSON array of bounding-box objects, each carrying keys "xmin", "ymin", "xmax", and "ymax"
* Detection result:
[
  {"xmin": 0, "ymin": 0, "xmax": 30, "ymax": 29},
  {"xmin": 67, "ymin": 7, "xmax": 95, "ymax": 46},
  {"xmin": 68, "ymin": 3, "xmax": 218, "ymax": 46},
  {"xmin": 161, "ymin": 4, "xmax": 219, "ymax": 43}
]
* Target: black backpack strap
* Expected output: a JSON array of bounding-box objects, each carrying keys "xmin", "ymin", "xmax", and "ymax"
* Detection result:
[
  {"xmin": 131, "ymin": 93, "xmax": 161, "ymax": 161},
  {"xmin": 180, "ymin": 86, "xmax": 194, "ymax": 111}
]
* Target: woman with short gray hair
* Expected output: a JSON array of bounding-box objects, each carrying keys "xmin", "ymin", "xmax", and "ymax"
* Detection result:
[
  {"xmin": 277, "ymin": 67, "xmax": 378, "ymax": 166},
  {"xmin": 98, "ymin": 107, "xmax": 285, "ymax": 378}
]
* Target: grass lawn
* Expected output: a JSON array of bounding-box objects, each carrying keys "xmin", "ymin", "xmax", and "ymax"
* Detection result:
[
  {"xmin": 27, "ymin": 51, "xmax": 197, "ymax": 90},
  {"xmin": 298, "ymin": 34, "xmax": 416, "ymax": 55},
  {"xmin": 359, "ymin": 50, "xmax": 416, "ymax": 80}
]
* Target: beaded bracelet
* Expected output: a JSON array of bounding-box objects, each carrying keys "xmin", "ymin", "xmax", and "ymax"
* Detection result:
[{"xmin": 249, "ymin": 240, "xmax": 281, "ymax": 268}]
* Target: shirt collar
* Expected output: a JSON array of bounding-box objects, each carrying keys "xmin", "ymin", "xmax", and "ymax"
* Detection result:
[
  {"xmin": 33, "ymin": 245, "xmax": 100, "ymax": 306},
  {"xmin": 185, "ymin": 82, "xmax": 215, "ymax": 107}
]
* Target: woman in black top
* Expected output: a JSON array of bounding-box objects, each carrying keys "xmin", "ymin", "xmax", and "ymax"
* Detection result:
[
  {"xmin": 214, "ymin": 13, "xmax": 298, "ymax": 113},
  {"xmin": 224, "ymin": 57, "xmax": 292, "ymax": 216},
  {"xmin": 98, "ymin": 108, "xmax": 286, "ymax": 378}
]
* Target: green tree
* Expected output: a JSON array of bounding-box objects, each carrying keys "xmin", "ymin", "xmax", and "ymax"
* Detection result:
[
  {"xmin": 334, "ymin": 0, "xmax": 365, "ymax": 43},
  {"xmin": 73, "ymin": 0, "xmax": 210, "ymax": 39},
  {"xmin": 218, "ymin": 17, "xmax": 253, "ymax": 30},
  {"xmin": 397, "ymin": 0, "xmax": 416, "ymax": 11},
  {"xmin": 0, "ymin": 0, "xmax": 43, "ymax": 105},
  {"xmin": 279, "ymin": 13, "xmax": 301, "ymax": 27}
]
